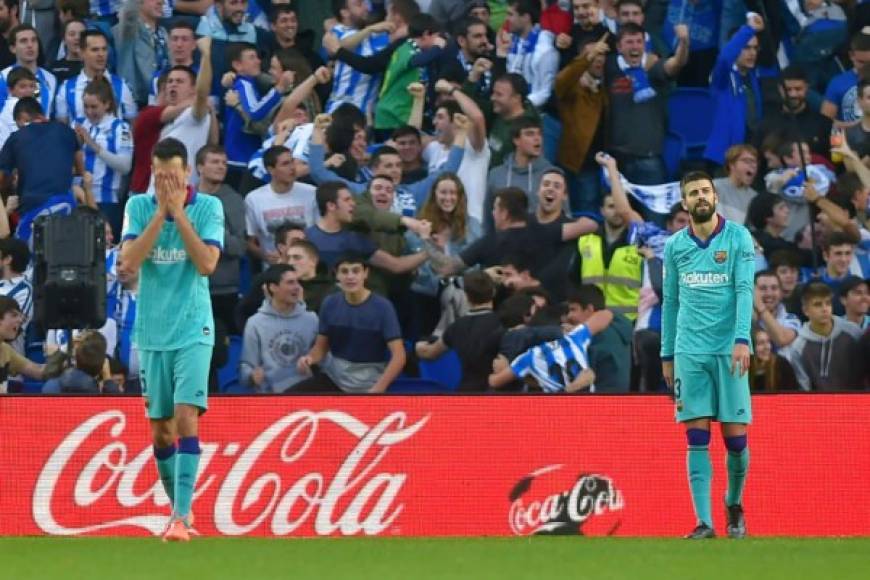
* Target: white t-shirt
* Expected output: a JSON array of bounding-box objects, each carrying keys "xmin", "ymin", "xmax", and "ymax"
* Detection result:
[
  {"xmin": 160, "ymin": 106, "xmax": 211, "ymax": 185},
  {"xmin": 422, "ymin": 139, "xmax": 491, "ymax": 223},
  {"xmin": 0, "ymin": 96, "xmax": 18, "ymax": 151},
  {"xmin": 245, "ymin": 182, "xmax": 318, "ymax": 253}
]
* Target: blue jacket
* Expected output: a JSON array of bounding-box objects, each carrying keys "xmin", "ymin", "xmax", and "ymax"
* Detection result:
[{"xmin": 703, "ymin": 25, "xmax": 762, "ymax": 165}]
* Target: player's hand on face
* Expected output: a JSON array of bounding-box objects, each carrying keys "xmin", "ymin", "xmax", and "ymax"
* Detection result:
[
  {"xmin": 662, "ymin": 360, "xmax": 674, "ymax": 389},
  {"xmin": 154, "ymin": 172, "xmax": 170, "ymax": 215},
  {"xmin": 731, "ymin": 343, "xmax": 751, "ymax": 377},
  {"xmin": 165, "ymin": 173, "xmax": 186, "ymax": 217}
]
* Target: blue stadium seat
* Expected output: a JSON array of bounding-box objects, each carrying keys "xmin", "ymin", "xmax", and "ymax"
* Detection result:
[
  {"xmin": 667, "ymin": 88, "xmax": 714, "ymax": 158},
  {"xmin": 663, "ymin": 131, "xmax": 685, "ymax": 181},
  {"xmin": 419, "ymin": 349, "xmax": 462, "ymax": 390},
  {"xmin": 387, "ymin": 377, "xmax": 455, "ymax": 394},
  {"xmin": 222, "ymin": 379, "xmax": 254, "ymax": 394},
  {"xmin": 218, "ymin": 335, "xmax": 243, "ymax": 392},
  {"xmin": 239, "ymin": 256, "xmax": 252, "ymax": 295}
]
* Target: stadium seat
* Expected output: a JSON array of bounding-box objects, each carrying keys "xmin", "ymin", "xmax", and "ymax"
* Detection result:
[
  {"xmin": 222, "ymin": 379, "xmax": 254, "ymax": 394},
  {"xmin": 666, "ymin": 88, "xmax": 714, "ymax": 158},
  {"xmin": 218, "ymin": 335, "xmax": 243, "ymax": 392},
  {"xmin": 387, "ymin": 377, "xmax": 456, "ymax": 394},
  {"xmin": 663, "ymin": 131, "xmax": 685, "ymax": 181},
  {"xmin": 419, "ymin": 349, "xmax": 463, "ymax": 390},
  {"xmin": 239, "ymin": 256, "xmax": 252, "ymax": 295}
]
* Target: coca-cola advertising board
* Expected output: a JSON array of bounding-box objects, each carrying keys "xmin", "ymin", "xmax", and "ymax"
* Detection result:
[{"xmin": 1, "ymin": 395, "xmax": 868, "ymax": 537}]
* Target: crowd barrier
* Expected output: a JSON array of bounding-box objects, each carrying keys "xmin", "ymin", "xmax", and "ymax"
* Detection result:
[{"xmin": 1, "ymin": 395, "xmax": 868, "ymax": 537}]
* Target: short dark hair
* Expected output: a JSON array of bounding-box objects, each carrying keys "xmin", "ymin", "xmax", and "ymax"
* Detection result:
[
  {"xmin": 510, "ymin": 0, "xmax": 540, "ymax": 23},
  {"xmin": 566, "ymin": 284, "xmax": 606, "ymax": 311},
  {"xmin": 80, "ymin": 28, "xmax": 109, "ymax": 51},
  {"xmin": 436, "ymin": 100, "xmax": 462, "ymax": 120},
  {"xmin": 679, "ymin": 170, "xmax": 715, "ymax": 198},
  {"xmin": 746, "ymin": 194, "xmax": 784, "ymax": 232},
  {"xmin": 270, "ymin": 4, "xmax": 296, "ymax": 23},
  {"xmin": 510, "ymin": 116, "xmax": 542, "ymax": 140},
  {"xmin": 6, "ymin": 66, "xmax": 36, "ymax": 90},
  {"xmin": 456, "ymin": 16, "xmax": 487, "ymax": 38},
  {"xmin": 391, "ymin": 125, "xmax": 421, "ymax": 141},
  {"xmin": 502, "ymin": 250, "xmax": 535, "ymax": 274},
  {"xmin": 529, "ymin": 304, "xmax": 565, "ymax": 327},
  {"xmin": 823, "ymin": 231, "xmax": 858, "ymax": 252},
  {"xmin": 754, "ymin": 269, "xmax": 781, "ymax": 285},
  {"xmin": 667, "ymin": 201, "xmax": 688, "ymax": 224},
  {"xmin": 463, "ymin": 271, "xmax": 495, "ymax": 305},
  {"xmin": 75, "ymin": 330, "xmax": 107, "ymax": 378},
  {"xmin": 168, "ymin": 20, "xmax": 196, "ymax": 35},
  {"xmin": 494, "ymin": 187, "xmax": 529, "ymax": 221},
  {"xmin": 152, "ymin": 137, "xmax": 188, "ymax": 165},
  {"xmin": 616, "ymin": 0, "xmax": 644, "ymax": 11},
  {"xmin": 859, "ymin": 78, "xmax": 870, "ymax": 100},
  {"xmin": 768, "ymin": 249, "xmax": 803, "ymax": 270},
  {"xmin": 263, "ymin": 145, "xmax": 291, "ymax": 170},
  {"xmin": 409, "ymin": 12, "xmax": 441, "ymax": 38},
  {"xmin": 273, "ymin": 221, "xmax": 305, "ymax": 247},
  {"xmin": 316, "ymin": 181, "xmax": 349, "ymax": 216},
  {"xmin": 801, "ymin": 281, "xmax": 833, "ymax": 305},
  {"xmin": 840, "ymin": 276, "xmax": 869, "ymax": 298},
  {"xmin": 371, "ymin": 145, "xmax": 400, "ymax": 168},
  {"xmin": 227, "ymin": 42, "xmax": 257, "ymax": 67},
  {"xmin": 9, "ymin": 24, "xmax": 37, "ymax": 46},
  {"xmin": 195, "ymin": 144, "xmax": 226, "ymax": 167},
  {"xmin": 0, "ymin": 295, "xmax": 20, "ymax": 320},
  {"xmin": 617, "ymin": 22, "xmax": 645, "ymax": 42},
  {"xmin": 0, "ymin": 237, "xmax": 30, "ymax": 273},
  {"xmin": 497, "ymin": 292, "xmax": 535, "ymax": 328},
  {"xmin": 166, "ymin": 64, "xmax": 196, "ymax": 85},
  {"xmin": 851, "ymin": 30, "xmax": 870, "ymax": 52},
  {"xmin": 781, "ymin": 64, "xmax": 808, "ymax": 83},
  {"xmin": 837, "ymin": 172, "xmax": 866, "ymax": 202},
  {"xmin": 493, "ymin": 73, "xmax": 529, "ymax": 98},
  {"xmin": 334, "ymin": 252, "xmax": 369, "ymax": 270},
  {"xmin": 264, "ymin": 264, "xmax": 296, "ymax": 295},
  {"xmin": 12, "ymin": 96, "xmax": 42, "ymax": 121},
  {"xmin": 289, "ymin": 239, "xmax": 319, "ymax": 261}
]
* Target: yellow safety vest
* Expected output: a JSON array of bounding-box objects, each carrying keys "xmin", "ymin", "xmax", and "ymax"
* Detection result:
[{"xmin": 577, "ymin": 233, "xmax": 642, "ymax": 320}]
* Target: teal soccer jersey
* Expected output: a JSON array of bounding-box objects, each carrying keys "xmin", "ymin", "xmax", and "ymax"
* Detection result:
[
  {"xmin": 661, "ymin": 217, "xmax": 755, "ymax": 358},
  {"xmin": 121, "ymin": 192, "xmax": 224, "ymax": 351}
]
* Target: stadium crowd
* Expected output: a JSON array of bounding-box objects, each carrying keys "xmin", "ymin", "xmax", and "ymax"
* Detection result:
[{"xmin": 0, "ymin": 0, "xmax": 867, "ymax": 395}]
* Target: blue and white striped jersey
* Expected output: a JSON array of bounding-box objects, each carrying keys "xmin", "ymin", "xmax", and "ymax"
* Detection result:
[
  {"xmin": 107, "ymin": 283, "xmax": 139, "ymax": 376},
  {"xmin": 0, "ymin": 65, "xmax": 57, "ymax": 117},
  {"xmin": 509, "ymin": 323, "xmax": 594, "ymax": 393},
  {"xmin": 55, "ymin": 71, "xmax": 137, "ymax": 123},
  {"xmin": 325, "ymin": 24, "xmax": 390, "ymax": 115},
  {"xmin": 75, "ymin": 115, "xmax": 133, "ymax": 204},
  {"xmin": 89, "ymin": 0, "xmax": 121, "ymax": 17}
]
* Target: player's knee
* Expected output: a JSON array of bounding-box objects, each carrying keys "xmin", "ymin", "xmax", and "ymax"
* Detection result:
[
  {"xmin": 724, "ymin": 434, "xmax": 748, "ymax": 453},
  {"xmin": 686, "ymin": 428, "xmax": 710, "ymax": 447}
]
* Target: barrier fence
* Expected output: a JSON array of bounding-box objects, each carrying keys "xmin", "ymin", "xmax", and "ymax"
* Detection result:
[{"xmin": 1, "ymin": 395, "xmax": 868, "ymax": 537}]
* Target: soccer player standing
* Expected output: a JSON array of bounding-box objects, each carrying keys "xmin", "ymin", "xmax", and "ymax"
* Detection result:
[
  {"xmin": 661, "ymin": 172, "xmax": 754, "ymax": 539},
  {"xmin": 121, "ymin": 138, "xmax": 224, "ymax": 542}
]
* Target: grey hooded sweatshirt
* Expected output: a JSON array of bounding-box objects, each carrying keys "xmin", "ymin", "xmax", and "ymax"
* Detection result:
[
  {"xmin": 483, "ymin": 155, "xmax": 555, "ymax": 232},
  {"xmin": 239, "ymin": 300, "xmax": 319, "ymax": 393},
  {"xmin": 780, "ymin": 316, "xmax": 863, "ymax": 391}
]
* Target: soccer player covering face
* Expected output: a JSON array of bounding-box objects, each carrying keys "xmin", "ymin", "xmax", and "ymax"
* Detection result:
[
  {"xmin": 661, "ymin": 172, "xmax": 755, "ymax": 539},
  {"xmin": 120, "ymin": 138, "xmax": 224, "ymax": 542}
]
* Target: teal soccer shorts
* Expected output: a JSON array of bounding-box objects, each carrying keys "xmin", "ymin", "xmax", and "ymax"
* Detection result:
[
  {"xmin": 673, "ymin": 353, "xmax": 752, "ymax": 424},
  {"xmin": 140, "ymin": 344, "xmax": 212, "ymax": 420}
]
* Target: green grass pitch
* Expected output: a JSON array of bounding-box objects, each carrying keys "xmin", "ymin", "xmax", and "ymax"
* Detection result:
[{"xmin": 1, "ymin": 537, "xmax": 868, "ymax": 579}]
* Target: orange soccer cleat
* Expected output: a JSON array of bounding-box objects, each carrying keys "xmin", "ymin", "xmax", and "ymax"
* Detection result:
[{"xmin": 162, "ymin": 519, "xmax": 190, "ymax": 543}]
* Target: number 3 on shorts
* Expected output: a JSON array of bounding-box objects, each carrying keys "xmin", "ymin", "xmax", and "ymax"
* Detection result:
[{"xmin": 673, "ymin": 378, "xmax": 682, "ymax": 400}]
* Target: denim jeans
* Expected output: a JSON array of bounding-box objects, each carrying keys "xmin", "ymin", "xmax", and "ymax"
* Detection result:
[{"xmin": 566, "ymin": 168, "xmax": 603, "ymax": 216}]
